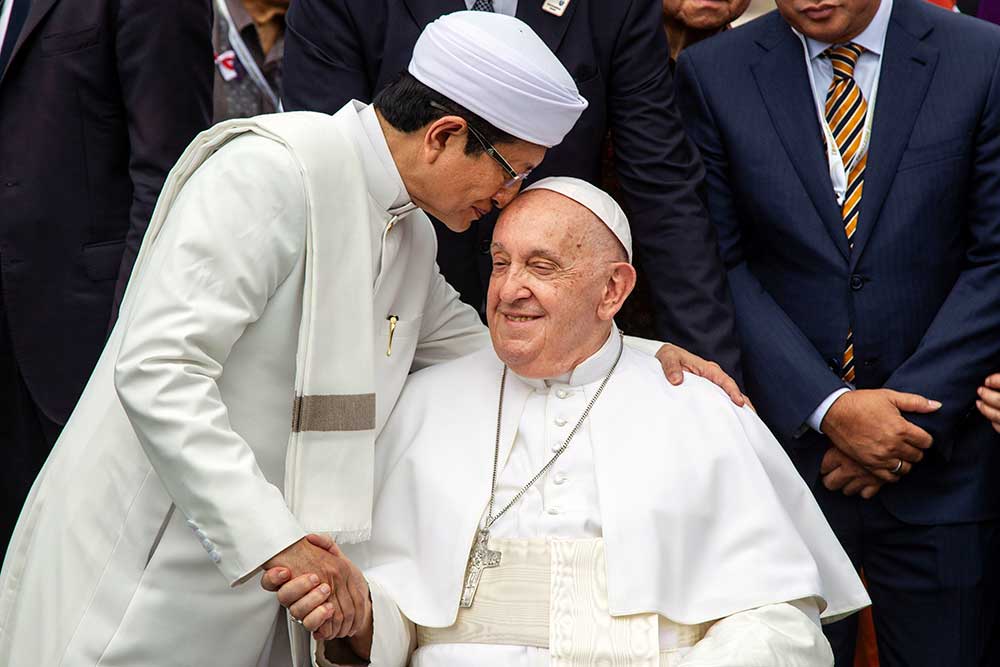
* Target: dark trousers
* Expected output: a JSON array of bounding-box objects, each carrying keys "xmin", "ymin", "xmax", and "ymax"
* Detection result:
[
  {"xmin": 816, "ymin": 486, "xmax": 1000, "ymax": 667},
  {"xmin": 1, "ymin": 290, "xmax": 62, "ymax": 563}
]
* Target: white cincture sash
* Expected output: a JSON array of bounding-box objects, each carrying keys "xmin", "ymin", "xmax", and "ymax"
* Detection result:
[{"xmin": 417, "ymin": 538, "xmax": 715, "ymax": 666}]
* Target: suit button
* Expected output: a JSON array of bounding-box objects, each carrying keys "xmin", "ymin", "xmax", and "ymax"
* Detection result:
[
  {"xmin": 479, "ymin": 239, "xmax": 491, "ymax": 254},
  {"xmin": 3, "ymin": 180, "xmax": 17, "ymax": 187},
  {"xmin": 850, "ymin": 275, "xmax": 865, "ymax": 290}
]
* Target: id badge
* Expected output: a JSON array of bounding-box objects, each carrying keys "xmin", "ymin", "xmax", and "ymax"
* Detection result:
[{"xmin": 541, "ymin": 0, "xmax": 570, "ymax": 16}]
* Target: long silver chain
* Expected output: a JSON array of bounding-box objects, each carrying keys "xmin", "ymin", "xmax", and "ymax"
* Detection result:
[{"xmin": 484, "ymin": 332, "xmax": 624, "ymax": 529}]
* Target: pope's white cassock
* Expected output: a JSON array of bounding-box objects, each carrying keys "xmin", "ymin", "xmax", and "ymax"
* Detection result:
[
  {"xmin": 0, "ymin": 13, "xmax": 591, "ymax": 667},
  {"xmin": 332, "ymin": 328, "xmax": 871, "ymax": 667}
]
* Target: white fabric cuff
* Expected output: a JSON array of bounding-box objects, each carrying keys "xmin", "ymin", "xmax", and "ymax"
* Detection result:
[
  {"xmin": 368, "ymin": 577, "xmax": 416, "ymax": 666},
  {"xmin": 806, "ymin": 388, "xmax": 851, "ymax": 434}
]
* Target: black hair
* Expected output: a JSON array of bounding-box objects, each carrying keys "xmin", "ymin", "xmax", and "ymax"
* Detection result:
[{"xmin": 373, "ymin": 71, "xmax": 517, "ymax": 156}]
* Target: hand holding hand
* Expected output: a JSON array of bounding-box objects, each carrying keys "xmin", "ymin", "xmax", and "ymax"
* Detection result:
[
  {"xmin": 977, "ymin": 374, "xmax": 1000, "ymax": 433},
  {"xmin": 821, "ymin": 389, "xmax": 940, "ymax": 481},
  {"xmin": 262, "ymin": 534, "xmax": 370, "ymax": 640},
  {"xmin": 654, "ymin": 343, "xmax": 751, "ymax": 409},
  {"xmin": 820, "ymin": 447, "xmax": 884, "ymax": 499}
]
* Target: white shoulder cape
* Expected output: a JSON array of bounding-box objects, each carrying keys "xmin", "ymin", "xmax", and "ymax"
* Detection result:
[{"xmin": 344, "ymin": 345, "xmax": 870, "ymax": 627}]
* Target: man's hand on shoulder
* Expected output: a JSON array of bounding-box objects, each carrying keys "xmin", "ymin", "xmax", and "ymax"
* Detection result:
[
  {"xmin": 820, "ymin": 447, "xmax": 884, "ymax": 499},
  {"xmin": 262, "ymin": 534, "xmax": 371, "ymax": 642},
  {"xmin": 821, "ymin": 389, "xmax": 941, "ymax": 481},
  {"xmin": 654, "ymin": 343, "xmax": 751, "ymax": 409}
]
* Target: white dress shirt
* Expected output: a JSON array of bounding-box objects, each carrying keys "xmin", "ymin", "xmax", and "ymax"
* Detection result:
[
  {"xmin": 0, "ymin": 0, "xmax": 16, "ymax": 58},
  {"xmin": 464, "ymin": 0, "xmax": 518, "ymax": 17},
  {"xmin": 796, "ymin": 0, "xmax": 892, "ymax": 433}
]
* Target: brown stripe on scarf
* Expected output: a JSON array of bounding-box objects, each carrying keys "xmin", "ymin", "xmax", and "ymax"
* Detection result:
[{"xmin": 292, "ymin": 393, "xmax": 376, "ymax": 432}]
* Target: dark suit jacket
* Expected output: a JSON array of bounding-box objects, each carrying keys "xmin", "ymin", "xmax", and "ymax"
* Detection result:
[
  {"xmin": 0, "ymin": 0, "xmax": 213, "ymax": 424},
  {"xmin": 676, "ymin": 0, "xmax": 1000, "ymax": 524},
  {"xmin": 281, "ymin": 0, "xmax": 743, "ymax": 380}
]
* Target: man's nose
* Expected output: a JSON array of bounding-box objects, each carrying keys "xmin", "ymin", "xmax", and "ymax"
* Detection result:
[
  {"xmin": 497, "ymin": 269, "xmax": 531, "ymax": 303},
  {"xmin": 492, "ymin": 181, "xmax": 523, "ymax": 209}
]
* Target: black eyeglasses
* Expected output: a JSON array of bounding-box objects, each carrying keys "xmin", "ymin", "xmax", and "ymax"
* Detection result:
[{"xmin": 429, "ymin": 101, "xmax": 532, "ymax": 189}]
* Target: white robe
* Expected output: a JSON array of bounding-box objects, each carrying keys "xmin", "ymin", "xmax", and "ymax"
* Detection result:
[
  {"xmin": 338, "ymin": 329, "xmax": 870, "ymax": 666},
  {"xmin": 0, "ymin": 103, "xmax": 488, "ymax": 667}
]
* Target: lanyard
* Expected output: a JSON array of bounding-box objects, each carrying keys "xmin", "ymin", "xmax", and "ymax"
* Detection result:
[
  {"xmin": 796, "ymin": 32, "xmax": 884, "ymax": 206},
  {"xmin": 214, "ymin": 0, "xmax": 283, "ymax": 112}
]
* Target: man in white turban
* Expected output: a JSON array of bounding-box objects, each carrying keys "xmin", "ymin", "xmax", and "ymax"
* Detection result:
[
  {"xmin": 0, "ymin": 13, "xmax": 744, "ymax": 667},
  {"xmin": 265, "ymin": 178, "xmax": 870, "ymax": 667}
]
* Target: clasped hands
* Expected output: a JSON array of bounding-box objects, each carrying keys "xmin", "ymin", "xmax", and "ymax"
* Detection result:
[
  {"xmin": 262, "ymin": 534, "xmax": 373, "ymax": 651},
  {"xmin": 818, "ymin": 388, "xmax": 941, "ymax": 498}
]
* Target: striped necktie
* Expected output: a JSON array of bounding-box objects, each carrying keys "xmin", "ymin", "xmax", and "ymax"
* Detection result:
[
  {"xmin": 824, "ymin": 42, "xmax": 866, "ymax": 384},
  {"xmin": 471, "ymin": 0, "xmax": 495, "ymax": 10}
]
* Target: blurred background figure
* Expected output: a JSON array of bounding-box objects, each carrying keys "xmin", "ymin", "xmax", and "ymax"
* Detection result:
[
  {"xmin": 212, "ymin": 0, "xmax": 286, "ymax": 121},
  {"xmin": 0, "ymin": 0, "xmax": 212, "ymax": 558},
  {"xmin": 611, "ymin": 0, "xmax": 752, "ymax": 336},
  {"xmin": 282, "ymin": 0, "xmax": 744, "ymax": 382},
  {"xmin": 661, "ymin": 0, "xmax": 752, "ymax": 62}
]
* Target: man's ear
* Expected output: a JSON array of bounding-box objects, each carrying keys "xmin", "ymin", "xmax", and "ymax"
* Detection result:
[
  {"xmin": 422, "ymin": 116, "xmax": 467, "ymax": 164},
  {"xmin": 597, "ymin": 262, "xmax": 637, "ymax": 322}
]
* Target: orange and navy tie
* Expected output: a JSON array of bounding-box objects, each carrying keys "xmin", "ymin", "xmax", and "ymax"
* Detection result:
[{"xmin": 824, "ymin": 43, "xmax": 867, "ymax": 384}]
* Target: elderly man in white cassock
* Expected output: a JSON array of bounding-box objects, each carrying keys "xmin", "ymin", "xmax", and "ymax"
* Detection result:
[
  {"xmin": 264, "ymin": 178, "xmax": 871, "ymax": 667},
  {"xmin": 0, "ymin": 12, "xmax": 743, "ymax": 667}
]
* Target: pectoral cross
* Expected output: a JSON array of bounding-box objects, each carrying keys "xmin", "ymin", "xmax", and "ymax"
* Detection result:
[{"xmin": 459, "ymin": 528, "xmax": 502, "ymax": 608}]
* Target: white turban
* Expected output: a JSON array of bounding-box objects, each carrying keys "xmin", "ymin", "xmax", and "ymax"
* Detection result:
[
  {"xmin": 408, "ymin": 11, "xmax": 588, "ymax": 148},
  {"xmin": 524, "ymin": 177, "xmax": 633, "ymax": 263}
]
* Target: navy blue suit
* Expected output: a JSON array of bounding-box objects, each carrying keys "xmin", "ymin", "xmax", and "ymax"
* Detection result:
[
  {"xmin": 0, "ymin": 0, "xmax": 212, "ymax": 557},
  {"xmin": 281, "ymin": 0, "xmax": 743, "ymax": 380},
  {"xmin": 675, "ymin": 1, "xmax": 1000, "ymax": 664}
]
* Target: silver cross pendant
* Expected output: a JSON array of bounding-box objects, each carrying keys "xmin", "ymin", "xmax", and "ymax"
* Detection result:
[{"xmin": 459, "ymin": 528, "xmax": 502, "ymax": 608}]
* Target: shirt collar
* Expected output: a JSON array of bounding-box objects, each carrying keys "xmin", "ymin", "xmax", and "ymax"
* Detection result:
[
  {"xmin": 354, "ymin": 102, "xmax": 413, "ymax": 214},
  {"xmin": 512, "ymin": 322, "xmax": 622, "ymax": 391},
  {"xmin": 226, "ymin": 0, "xmax": 256, "ymax": 33},
  {"xmin": 803, "ymin": 0, "xmax": 893, "ymax": 60}
]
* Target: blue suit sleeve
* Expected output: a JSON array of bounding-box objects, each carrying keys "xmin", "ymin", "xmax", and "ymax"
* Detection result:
[
  {"xmin": 114, "ymin": 0, "xmax": 213, "ymax": 312},
  {"xmin": 282, "ymin": 0, "xmax": 377, "ymax": 112},
  {"xmin": 675, "ymin": 51, "xmax": 847, "ymax": 441},
  {"xmin": 884, "ymin": 49, "xmax": 1000, "ymax": 458},
  {"xmin": 607, "ymin": 0, "xmax": 742, "ymax": 383}
]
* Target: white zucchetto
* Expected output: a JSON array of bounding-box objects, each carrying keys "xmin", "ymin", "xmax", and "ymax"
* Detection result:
[
  {"xmin": 524, "ymin": 177, "xmax": 633, "ymax": 262},
  {"xmin": 408, "ymin": 11, "xmax": 588, "ymax": 148}
]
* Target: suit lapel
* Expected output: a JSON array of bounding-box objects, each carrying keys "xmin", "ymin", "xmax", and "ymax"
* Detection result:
[
  {"xmin": 1, "ymin": 0, "xmax": 60, "ymax": 82},
  {"xmin": 751, "ymin": 19, "xmax": 851, "ymax": 261},
  {"xmin": 851, "ymin": 0, "xmax": 937, "ymax": 268},
  {"xmin": 402, "ymin": 0, "xmax": 466, "ymax": 31},
  {"xmin": 516, "ymin": 0, "xmax": 578, "ymax": 54}
]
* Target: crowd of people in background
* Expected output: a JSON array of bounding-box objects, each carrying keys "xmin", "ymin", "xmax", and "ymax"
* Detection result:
[{"xmin": 2, "ymin": 0, "xmax": 1000, "ymax": 665}]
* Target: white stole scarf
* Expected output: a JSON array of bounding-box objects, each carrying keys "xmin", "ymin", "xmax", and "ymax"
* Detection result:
[{"xmin": 118, "ymin": 108, "xmax": 379, "ymax": 541}]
